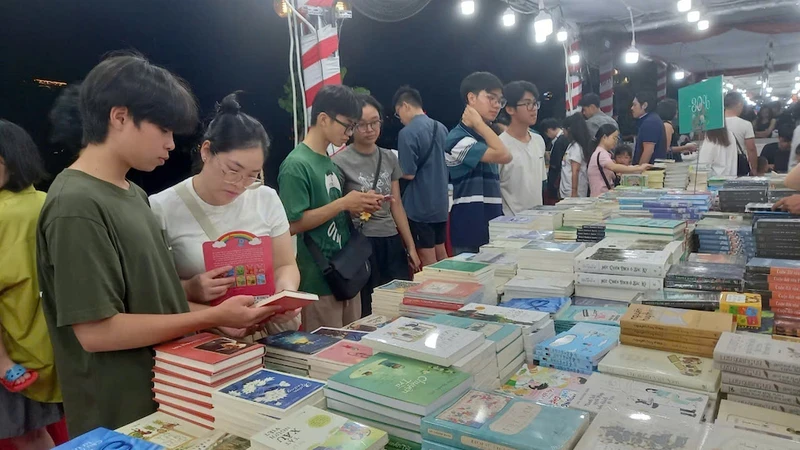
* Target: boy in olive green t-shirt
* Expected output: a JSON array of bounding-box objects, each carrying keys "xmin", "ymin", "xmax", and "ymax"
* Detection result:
[{"xmin": 278, "ymin": 85, "xmax": 383, "ymax": 331}]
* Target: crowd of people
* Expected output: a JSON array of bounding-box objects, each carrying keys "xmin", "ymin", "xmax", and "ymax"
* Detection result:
[{"xmin": 3, "ymin": 51, "xmax": 800, "ymax": 447}]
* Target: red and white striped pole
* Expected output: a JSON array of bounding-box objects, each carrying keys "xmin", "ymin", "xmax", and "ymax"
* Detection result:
[
  {"xmin": 599, "ymin": 62, "xmax": 614, "ymax": 115},
  {"xmin": 565, "ymin": 39, "xmax": 582, "ymax": 115},
  {"xmin": 657, "ymin": 62, "xmax": 667, "ymax": 100}
]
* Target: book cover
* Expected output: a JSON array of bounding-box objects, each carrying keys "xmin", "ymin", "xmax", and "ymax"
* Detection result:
[
  {"xmin": 621, "ymin": 305, "xmax": 735, "ymax": 340},
  {"xmin": 721, "ymin": 384, "xmax": 800, "ymax": 407},
  {"xmin": 362, "ymin": 317, "xmax": 485, "ymax": 366},
  {"xmin": 55, "ymin": 428, "xmax": 164, "ymax": 450},
  {"xmin": 573, "ymin": 410, "xmax": 707, "ymax": 450},
  {"xmin": 619, "ymin": 334, "xmax": 715, "ymax": 358},
  {"xmin": 717, "ymin": 399, "xmax": 800, "ymax": 441},
  {"xmin": 406, "ymin": 280, "xmax": 483, "ymax": 301},
  {"xmin": 554, "ymin": 305, "xmax": 628, "ymax": 327},
  {"xmin": 260, "ymin": 331, "xmax": 339, "ymax": 355},
  {"xmin": 722, "ymin": 372, "xmax": 800, "ymax": 396},
  {"xmin": 215, "ymin": 369, "xmax": 325, "ymax": 413},
  {"xmin": 376, "ymin": 280, "xmax": 422, "ymax": 293},
  {"xmin": 576, "ymin": 272, "xmax": 664, "ymax": 291},
  {"xmin": 327, "ymin": 353, "xmax": 472, "ymax": 413},
  {"xmin": 727, "ymin": 395, "xmax": 800, "ymax": 416},
  {"xmin": 344, "ymin": 314, "xmax": 396, "ymax": 332},
  {"xmin": 310, "ymin": 327, "xmax": 368, "ymax": 342},
  {"xmin": 154, "ymin": 334, "xmax": 263, "ymax": 369},
  {"xmin": 402, "ymin": 298, "xmax": 463, "ymax": 311},
  {"xmin": 309, "ymin": 340, "xmax": 373, "ymax": 367},
  {"xmin": 713, "ymin": 362, "xmax": 800, "ymax": 386},
  {"xmin": 700, "ymin": 425, "xmax": 800, "ymax": 449},
  {"xmin": 425, "ymin": 314, "xmax": 521, "ymax": 352},
  {"xmin": 116, "ymin": 413, "xmax": 212, "ymax": 450},
  {"xmin": 425, "ymin": 260, "xmax": 490, "ymax": 275},
  {"xmin": 253, "ymin": 291, "xmax": 318, "ymax": 313},
  {"xmin": 498, "ymin": 365, "xmax": 589, "ymax": 408},
  {"xmin": 202, "ymin": 231, "xmax": 274, "ymax": 306},
  {"xmin": 421, "ymin": 390, "xmax": 589, "ymax": 450},
  {"xmin": 251, "ymin": 406, "xmax": 388, "ymax": 450},
  {"xmin": 714, "ymin": 332, "xmax": 800, "ymax": 375},
  {"xmin": 501, "ymin": 297, "xmax": 571, "ymax": 315},
  {"xmin": 535, "ymin": 323, "xmax": 620, "ymax": 363},
  {"xmin": 453, "ymin": 303, "xmax": 549, "ymax": 328},
  {"xmin": 598, "ymin": 345, "xmax": 720, "ymax": 392},
  {"xmin": 570, "ymin": 373, "xmax": 708, "ymax": 422}
]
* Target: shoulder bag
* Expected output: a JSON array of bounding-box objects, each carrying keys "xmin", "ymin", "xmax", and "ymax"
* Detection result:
[
  {"xmin": 399, "ymin": 121, "xmax": 440, "ymax": 197},
  {"xmin": 733, "ymin": 136, "xmax": 751, "ymax": 176}
]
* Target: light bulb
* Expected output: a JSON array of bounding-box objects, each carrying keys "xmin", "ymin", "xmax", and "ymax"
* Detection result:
[
  {"xmin": 697, "ymin": 19, "xmax": 709, "ymax": 31},
  {"xmin": 757, "ymin": 80, "xmax": 763, "ymax": 85},
  {"xmin": 767, "ymin": 87, "xmax": 774, "ymax": 93},
  {"xmin": 557, "ymin": 28, "xmax": 568, "ymax": 42},
  {"xmin": 687, "ymin": 10, "xmax": 700, "ymax": 22},
  {"xmin": 725, "ymin": 83, "xmax": 733, "ymax": 90},
  {"xmin": 274, "ymin": 0, "xmax": 290, "ymax": 18},
  {"xmin": 772, "ymin": 96, "xmax": 780, "ymax": 101},
  {"xmin": 677, "ymin": 0, "xmax": 692, "ymax": 12},
  {"xmin": 334, "ymin": 1, "xmax": 347, "ymax": 11},
  {"xmin": 625, "ymin": 46, "xmax": 640, "ymax": 64},
  {"xmin": 534, "ymin": 11, "xmax": 554, "ymax": 37},
  {"xmin": 535, "ymin": 32, "xmax": 547, "ymax": 43},
  {"xmin": 569, "ymin": 52, "xmax": 581, "ymax": 65},
  {"xmin": 460, "ymin": 0, "xmax": 475, "ymax": 15},
  {"xmin": 674, "ymin": 70, "xmax": 686, "ymax": 81},
  {"xmin": 502, "ymin": 8, "xmax": 515, "ymax": 27}
]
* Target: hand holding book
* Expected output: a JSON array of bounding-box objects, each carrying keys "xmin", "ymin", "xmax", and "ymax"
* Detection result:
[
  {"xmin": 185, "ymin": 265, "xmax": 236, "ymax": 303},
  {"xmin": 211, "ymin": 295, "xmax": 283, "ymax": 328}
]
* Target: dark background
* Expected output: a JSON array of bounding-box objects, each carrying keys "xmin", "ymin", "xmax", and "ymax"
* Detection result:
[{"xmin": 0, "ymin": 0, "xmax": 658, "ymax": 194}]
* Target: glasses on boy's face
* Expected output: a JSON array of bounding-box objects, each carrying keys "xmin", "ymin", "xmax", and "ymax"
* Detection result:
[
  {"xmin": 331, "ymin": 116, "xmax": 358, "ymax": 136},
  {"xmin": 213, "ymin": 157, "xmax": 263, "ymax": 189},
  {"xmin": 356, "ymin": 119, "xmax": 383, "ymax": 133},
  {"xmin": 516, "ymin": 100, "xmax": 542, "ymax": 111},
  {"xmin": 482, "ymin": 93, "xmax": 507, "ymax": 109}
]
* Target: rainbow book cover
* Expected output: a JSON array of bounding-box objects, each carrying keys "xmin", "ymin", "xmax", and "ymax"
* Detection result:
[{"xmin": 202, "ymin": 231, "xmax": 274, "ymax": 306}]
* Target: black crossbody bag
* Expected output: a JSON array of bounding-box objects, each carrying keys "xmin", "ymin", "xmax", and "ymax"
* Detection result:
[{"xmin": 303, "ymin": 151, "xmax": 382, "ymax": 300}]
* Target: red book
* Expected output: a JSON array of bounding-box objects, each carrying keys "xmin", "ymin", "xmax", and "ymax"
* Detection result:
[
  {"xmin": 153, "ymin": 356, "xmax": 263, "ymax": 384},
  {"xmin": 771, "ymin": 307, "xmax": 800, "ymax": 318},
  {"xmin": 769, "ymin": 298, "xmax": 800, "ymax": 309},
  {"xmin": 772, "ymin": 267, "xmax": 800, "ymax": 277},
  {"xmin": 771, "ymin": 284, "xmax": 800, "ymax": 294},
  {"xmin": 153, "ymin": 362, "xmax": 261, "ymax": 393},
  {"xmin": 154, "ymin": 333, "xmax": 264, "ymax": 375},
  {"xmin": 152, "ymin": 386, "xmax": 213, "ymax": 409},
  {"xmin": 772, "ymin": 290, "xmax": 800, "ymax": 302},
  {"xmin": 769, "ymin": 275, "xmax": 800, "ymax": 286},
  {"xmin": 402, "ymin": 297, "xmax": 463, "ymax": 311},
  {"xmin": 405, "ymin": 280, "xmax": 484, "ymax": 303},
  {"xmin": 203, "ymin": 231, "xmax": 275, "ymax": 306},
  {"xmin": 253, "ymin": 290, "xmax": 319, "ymax": 314}
]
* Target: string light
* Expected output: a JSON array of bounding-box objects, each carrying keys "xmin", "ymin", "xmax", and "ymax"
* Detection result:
[
  {"xmin": 697, "ymin": 19, "xmax": 709, "ymax": 31},
  {"xmin": 533, "ymin": 0, "xmax": 553, "ymax": 37},
  {"xmin": 569, "ymin": 52, "xmax": 581, "ymax": 65},
  {"xmin": 460, "ymin": 0, "xmax": 475, "ymax": 16},
  {"xmin": 687, "ymin": 10, "xmax": 700, "ymax": 22},
  {"xmin": 556, "ymin": 28, "xmax": 568, "ymax": 42},
  {"xmin": 674, "ymin": 70, "xmax": 686, "ymax": 81},
  {"xmin": 624, "ymin": 6, "xmax": 639, "ymax": 64},
  {"xmin": 535, "ymin": 32, "xmax": 547, "ymax": 43},
  {"xmin": 677, "ymin": 0, "xmax": 692, "ymax": 13},
  {"xmin": 502, "ymin": 7, "xmax": 515, "ymax": 27}
]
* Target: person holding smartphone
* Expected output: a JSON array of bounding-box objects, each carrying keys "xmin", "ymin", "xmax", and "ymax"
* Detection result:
[{"xmin": 333, "ymin": 94, "xmax": 421, "ymax": 316}]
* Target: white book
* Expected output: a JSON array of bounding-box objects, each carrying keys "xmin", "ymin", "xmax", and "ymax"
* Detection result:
[
  {"xmin": 116, "ymin": 412, "xmax": 213, "ymax": 449},
  {"xmin": 700, "ymin": 424, "xmax": 800, "ymax": 449},
  {"xmin": 455, "ymin": 303, "xmax": 550, "ymax": 331},
  {"xmin": 721, "ymin": 384, "xmax": 800, "ymax": 407},
  {"xmin": 598, "ymin": 345, "xmax": 720, "ymax": 393},
  {"xmin": 713, "ymin": 362, "xmax": 800, "ymax": 387},
  {"xmin": 574, "ymin": 285, "xmax": 642, "ymax": 302},
  {"xmin": 714, "ymin": 332, "xmax": 800, "ymax": 375},
  {"xmin": 722, "ymin": 372, "xmax": 800, "ymax": 396},
  {"xmin": 570, "ymin": 373, "xmax": 708, "ymax": 423},
  {"xmin": 499, "ymin": 352, "xmax": 525, "ymax": 384},
  {"xmin": 362, "ymin": 317, "xmax": 485, "ymax": 367},
  {"xmin": 576, "ymin": 272, "xmax": 664, "ymax": 291},
  {"xmin": 574, "ymin": 409, "xmax": 707, "ymax": 450},
  {"xmin": 727, "ymin": 395, "xmax": 800, "ymax": 416},
  {"xmin": 452, "ymin": 341, "xmax": 496, "ymax": 374},
  {"xmin": 717, "ymin": 399, "xmax": 800, "ymax": 442},
  {"xmin": 251, "ymin": 406, "xmax": 388, "ymax": 450},
  {"xmin": 497, "ymin": 336, "xmax": 524, "ymax": 369}
]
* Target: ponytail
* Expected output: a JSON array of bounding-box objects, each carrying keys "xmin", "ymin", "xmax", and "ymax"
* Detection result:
[{"xmin": 49, "ymin": 84, "xmax": 84, "ymax": 156}]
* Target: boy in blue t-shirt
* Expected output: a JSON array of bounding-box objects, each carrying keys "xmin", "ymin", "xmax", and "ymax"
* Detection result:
[{"xmin": 445, "ymin": 72, "xmax": 513, "ymax": 255}]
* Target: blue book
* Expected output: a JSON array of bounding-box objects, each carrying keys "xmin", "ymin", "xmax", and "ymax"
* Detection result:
[
  {"xmin": 426, "ymin": 314, "xmax": 521, "ymax": 352},
  {"xmin": 215, "ymin": 368, "xmax": 325, "ymax": 415},
  {"xmin": 422, "ymin": 441, "xmax": 458, "ymax": 450},
  {"xmin": 259, "ymin": 330, "xmax": 339, "ymax": 355},
  {"xmin": 55, "ymin": 429, "xmax": 163, "ymax": 450},
  {"xmin": 534, "ymin": 323, "xmax": 620, "ymax": 364},
  {"xmin": 421, "ymin": 390, "xmax": 589, "ymax": 450},
  {"xmin": 501, "ymin": 297, "xmax": 571, "ymax": 315},
  {"xmin": 606, "ymin": 218, "xmax": 685, "ymax": 229}
]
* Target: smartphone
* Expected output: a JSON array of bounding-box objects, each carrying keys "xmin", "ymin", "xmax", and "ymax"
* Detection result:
[{"xmin": 382, "ymin": 195, "xmax": 393, "ymax": 201}]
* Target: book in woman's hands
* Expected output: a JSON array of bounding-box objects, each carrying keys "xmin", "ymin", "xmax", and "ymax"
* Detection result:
[
  {"xmin": 252, "ymin": 290, "xmax": 318, "ymax": 313},
  {"xmin": 202, "ymin": 231, "xmax": 274, "ymax": 306}
]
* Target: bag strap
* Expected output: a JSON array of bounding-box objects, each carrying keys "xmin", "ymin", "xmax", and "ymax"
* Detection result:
[
  {"xmin": 596, "ymin": 151, "xmax": 613, "ymax": 190},
  {"xmin": 415, "ymin": 122, "xmax": 440, "ymax": 174},
  {"xmin": 372, "ymin": 148, "xmax": 383, "ymax": 192},
  {"xmin": 175, "ymin": 181, "xmax": 220, "ymax": 241},
  {"xmin": 734, "ymin": 136, "xmax": 746, "ymax": 155},
  {"xmin": 303, "ymin": 232, "xmax": 331, "ymax": 270}
]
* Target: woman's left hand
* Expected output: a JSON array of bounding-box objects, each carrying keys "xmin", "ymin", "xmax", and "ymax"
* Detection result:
[
  {"xmin": 264, "ymin": 308, "xmax": 302, "ymax": 325},
  {"xmin": 408, "ymin": 249, "xmax": 422, "ymax": 273}
]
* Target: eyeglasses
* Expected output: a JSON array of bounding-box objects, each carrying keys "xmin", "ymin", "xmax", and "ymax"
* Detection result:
[
  {"xmin": 356, "ymin": 119, "xmax": 383, "ymax": 133},
  {"xmin": 331, "ymin": 116, "xmax": 357, "ymax": 136},
  {"xmin": 394, "ymin": 112, "xmax": 401, "ymax": 120},
  {"xmin": 483, "ymin": 93, "xmax": 507, "ymax": 109},
  {"xmin": 213, "ymin": 157, "xmax": 263, "ymax": 189},
  {"xmin": 516, "ymin": 100, "xmax": 542, "ymax": 111}
]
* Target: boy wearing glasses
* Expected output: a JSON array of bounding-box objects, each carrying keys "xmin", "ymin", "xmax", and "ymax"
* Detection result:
[
  {"xmin": 279, "ymin": 85, "xmax": 384, "ymax": 330},
  {"xmin": 445, "ymin": 72, "xmax": 512, "ymax": 255},
  {"xmin": 498, "ymin": 81, "xmax": 547, "ymax": 215}
]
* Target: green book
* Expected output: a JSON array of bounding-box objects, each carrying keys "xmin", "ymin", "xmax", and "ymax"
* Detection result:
[
  {"xmin": 386, "ymin": 436, "xmax": 422, "ymax": 450},
  {"xmin": 327, "ymin": 353, "xmax": 473, "ymax": 416},
  {"xmin": 426, "ymin": 260, "xmax": 490, "ymax": 274}
]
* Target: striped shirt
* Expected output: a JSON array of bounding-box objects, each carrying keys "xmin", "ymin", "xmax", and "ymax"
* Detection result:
[{"xmin": 445, "ymin": 123, "xmax": 503, "ymax": 248}]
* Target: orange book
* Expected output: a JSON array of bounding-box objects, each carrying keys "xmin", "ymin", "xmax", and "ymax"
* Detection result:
[
  {"xmin": 773, "ymin": 290, "xmax": 800, "ymax": 302},
  {"xmin": 769, "ymin": 275, "xmax": 800, "ymax": 285},
  {"xmin": 620, "ymin": 305, "xmax": 735, "ymax": 340},
  {"xmin": 771, "ymin": 267, "xmax": 800, "ymax": 277},
  {"xmin": 771, "ymin": 284, "xmax": 800, "ymax": 294},
  {"xmin": 769, "ymin": 298, "xmax": 800, "ymax": 309},
  {"xmin": 619, "ymin": 334, "xmax": 715, "ymax": 358}
]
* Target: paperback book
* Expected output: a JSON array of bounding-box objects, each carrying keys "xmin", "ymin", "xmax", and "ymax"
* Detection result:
[
  {"xmin": 500, "ymin": 297, "xmax": 571, "ymax": 316},
  {"xmin": 115, "ymin": 412, "xmax": 213, "ymax": 450},
  {"xmin": 425, "ymin": 314, "xmax": 521, "ymax": 352},
  {"xmin": 213, "ymin": 369, "xmax": 325, "ymax": 419},
  {"xmin": 717, "ymin": 399, "xmax": 800, "ymax": 441},
  {"xmin": 203, "ymin": 231, "xmax": 274, "ymax": 306},
  {"xmin": 260, "ymin": 331, "xmax": 339, "ymax": 356},
  {"xmin": 452, "ymin": 303, "xmax": 549, "ymax": 330},
  {"xmin": 621, "ymin": 305, "xmax": 736, "ymax": 340},
  {"xmin": 344, "ymin": 314, "xmax": 396, "ymax": 332},
  {"xmin": 310, "ymin": 327, "xmax": 368, "ymax": 342},
  {"xmin": 497, "ymin": 365, "xmax": 590, "ymax": 408},
  {"xmin": 714, "ymin": 332, "xmax": 800, "ymax": 375},
  {"xmin": 553, "ymin": 305, "xmax": 628, "ymax": 332},
  {"xmin": 700, "ymin": 425, "xmax": 800, "ymax": 449},
  {"xmin": 55, "ymin": 428, "xmax": 163, "ymax": 450},
  {"xmin": 598, "ymin": 345, "xmax": 720, "ymax": 392},
  {"xmin": 153, "ymin": 333, "xmax": 265, "ymax": 375},
  {"xmin": 573, "ymin": 409, "xmax": 707, "ymax": 450}
]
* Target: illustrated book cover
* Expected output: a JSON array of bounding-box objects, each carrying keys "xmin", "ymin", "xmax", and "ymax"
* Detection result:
[
  {"xmin": 598, "ymin": 345, "xmax": 720, "ymax": 392},
  {"xmin": 202, "ymin": 231, "xmax": 274, "ymax": 306},
  {"xmin": 55, "ymin": 428, "xmax": 163, "ymax": 450},
  {"xmin": 573, "ymin": 409, "xmax": 707, "ymax": 450},
  {"xmin": 213, "ymin": 369, "xmax": 325, "ymax": 415},
  {"xmin": 259, "ymin": 331, "xmax": 339, "ymax": 356},
  {"xmin": 426, "ymin": 314, "xmax": 521, "ymax": 352},
  {"xmin": 153, "ymin": 333, "xmax": 264, "ymax": 374},
  {"xmin": 621, "ymin": 305, "xmax": 735, "ymax": 340},
  {"xmin": 497, "ymin": 365, "xmax": 590, "ymax": 408}
]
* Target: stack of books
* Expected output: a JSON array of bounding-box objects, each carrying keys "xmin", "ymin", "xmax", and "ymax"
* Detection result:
[
  {"xmin": 603, "ymin": 218, "xmax": 686, "ymax": 242},
  {"xmin": 259, "ymin": 331, "xmax": 339, "ymax": 376},
  {"xmin": 212, "ymin": 368, "xmax": 326, "ymax": 438},
  {"xmin": 714, "ymin": 332, "xmax": 800, "ymax": 415},
  {"xmin": 719, "ymin": 186, "xmax": 768, "ymax": 213},
  {"xmin": 501, "ymin": 275, "xmax": 574, "ymax": 299},
  {"xmin": 115, "ymin": 411, "xmax": 218, "ymax": 448},
  {"xmin": 694, "ymin": 217, "xmax": 755, "ymax": 258},
  {"xmin": 688, "ymin": 165, "xmax": 709, "ymax": 191},
  {"xmin": 480, "ymin": 238, "xmax": 532, "ymax": 255},
  {"xmin": 657, "ymin": 159, "xmax": 691, "ymax": 189},
  {"xmin": 533, "ymin": 323, "xmax": 620, "ymax": 375},
  {"xmin": 745, "ymin": 257, "xmax": 800, "ymax": 338},
  {"xmin": 307, "ymin": 339, "xmax": 373, "ymax": 381},
  {"xmin": 325, "ymin": 353, "xmax": 474, "ymax": 447},
  {"xmin": 552, "ymin": 304, "xmax": 628, "ymax": 333},
  {"xmin": 455, "ymin": 251, "xmax": 518, "ymax": 291},
  {"xmin": 452, "ymin": 303, "xmax": 553, "ymax": 374},
  {"xmin": 574, "ymin": 409, "xmax": 708, "ymax": 450},
  {"xmin": 576, "ymin": 223, "xmax": 606, "ymax": 243},
  {"xmin": 707, "ymin": 175, "xmax": 733, "ymax": 192},
  {"xmin": 665, "ymin": 261, "xmax": 745, "ymax": 292},
  {"xmin": 516, "ymin": 209, "xmax": 564, "ymax": 230},
  {"xmin": 371, "ymin": 280, "xmax": 420, "ymax": 318},
  {"xmin": 516, "ymin": 240, "xmax": 585, "ymax": 275},
  {"xmin": 701, "ymin": 424, "xmax": 800, "ymax": 448},
  {"xmin": 152, "ymin": 333, "xmax": 266, "ymax": 429},
  {"xmin": 633, "ymin": 288, "xmax": 722, "ymax": 311},
  {"xmin": 415, "ymin": 259, "xmax": 497, "ymax": 305},
  {"xmin": 488, "ymin": 215, "xmax": 559, "ymax": 241},
  {"xmin": 497, "ymin": 364, "xmax": 590, "ymax": 408},
  {"xmin": 754, "ymin": 218, "xmax": 800, "ymax": 259},
  {"xmin": 500, "ymin": 297, "xmax": 571, "ymax": 318},
  {"xmin": 562, "ymin": 206, "xmax": 612, "ymax": 229},
  {"xmin": 400, "ymin": 280, "xmax": 485, "ymax": 318},
  {"xmin": 569, "ymin": 372, "xmax": 709, "ymax": 423},
  {"xmin": 553, "ymin": 226, "xmax": 578, "ymax": 242},
  {"xmin": 645, "ymin": 167, "xmax": 666, "ymax": 188},
  {"xmin": 310, "ymin": 326, "xmax": 368, "ymax": 342},
  {"xmin": 716, "ymin": 399, "xmax": 800, "ymax": 440},
  {"xmin": 643, "ymin": 194, "xmax": 711, "ymax": 221},
  {"xmin": 620, "ymin": 304, "xmax": 735, "ymax": 358},
  {"xmin": 420, "ymin": 390, "xmax": 590, "ymax": 450},
  {"xmin": 250, "ymin": 406, "xmax": 388, "ymax": 450}
]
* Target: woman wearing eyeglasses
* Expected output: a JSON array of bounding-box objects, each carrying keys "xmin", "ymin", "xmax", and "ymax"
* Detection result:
[
  {"xmin": 332, "ymin": 94, "xmax": 421, "ymax": 316},
  {"xmin": 150, "ymin": 93, "xmax": 301, "ymax": 336}
]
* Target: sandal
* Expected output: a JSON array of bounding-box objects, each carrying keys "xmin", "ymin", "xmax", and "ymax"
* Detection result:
[{"xmin": 1, "ymin": 364, "xmax": 39, "ymax": 393}]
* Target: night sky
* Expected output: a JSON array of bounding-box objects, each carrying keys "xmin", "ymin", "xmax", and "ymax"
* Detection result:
[{"xmin": 1, "ymin": 0, "xmax": 650, "ymax": 194}]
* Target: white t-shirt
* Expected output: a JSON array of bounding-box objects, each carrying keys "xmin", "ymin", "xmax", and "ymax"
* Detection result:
[
  {"xmin": 789, "ymin": 125, "xmax": 800, "ymax": 172},
  {"xmin": 725, "ymin": 116, "xmax": 755, "ymax": 151},
  {"xmin": 559, "ymin": 142, "xmax": 589, "ymax": 198},
  {"xmin": 698, "ymin": 129, "xmax": 738, "ymax": 177},
  {"xmin": 498, "ymin": 131, "xmax": 547, "ymax": 216},
  {"xmin": 149, "ymin": 178, "xmax": 291, "ymax": 280}
]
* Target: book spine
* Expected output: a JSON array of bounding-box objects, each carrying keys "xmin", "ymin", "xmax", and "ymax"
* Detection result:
[
  {"xmin": 726, "ymin": 394, "xmax": 800, "ymax": 416},
  {"xmin": 597, "ymin": 364, "xmax": 711, "ymax": 392},
  {"xmin": 769, "ymin": 298, "xmax": 800, "ymax": 309},
  {"xmin": 770, "ymin": 283, "xmax": 800, "ymax": 294},
  {"xmin": 401, "ymin": 298, "xmax": 463, "ymax": 311},
  {"xmin": 772, "ymin": 267, "xmax": 800, "ymax": 277},
  {"xmin": 713, "ymin": 350, "xmax": 800, "ymax": 376},
  {"xmin": 772, "ymin": 290, "xmax": 800, "ymax": 302},
  {"xmin": 620, "ymin": 319, "xmax": 724, "ymax": 341},
  {"xmin": 638, "ymin": 300, "xmax": 718, "ymax": 311},
  {"xmin": 769, "ymin": 275, "xmax": 800, "ymax": 285},
  {"xmin": 721, "ymin": 372, "xmax": 800, "ymax": 396},
  {"xmin": 770, "ymin": 307, "xmax": 800, "ymax": 318},
  {"xmin": 576, "ymin": 273, "xmax": 663, "ymax": 290},
  {"xmin": 576, "ymin": 259, "xmax": 666, "ymax": 278},
  {"xmin": 721, "ymin": 383, "xmax": 800, "ymax": 406},
  {"xmin": 619, "ymin": 334, "xmax": 714, "ymax": 358}
]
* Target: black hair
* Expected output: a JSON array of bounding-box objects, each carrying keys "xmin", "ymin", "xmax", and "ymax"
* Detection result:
[
  {"xmin": 0, "ymin": 119, "xmax": 47, "ymax": 192},
  {"xmin": 495, "ymin": 110, "xmax": 511, "ymax": 127},
  {"xmin": 392, "ymin": 85, "xmax": 423, "ymax": 109},
  {"xmin": 758, "ymin": 156, "xmax": 769, "ymax": 173},
  {"xmin": 656, "ymin": 98, "xmax": 678, "ymax": 122},
  {"xmin": 614, "ymin": 144, "xmax": 633, "ymax": 158},
  {"xmin": 310, "ymin": 84, "xmax": 362, "ymax": 126},
  {"xmin": 503, "ymin": 81, "xmax": 539, "ymax": 110},
  {"xmin": 539, "ymin": 118, "xmax": 561, "ymax": 132},
  {"xmin": 591, "ymin": 123, "xmax": 619, "ymax": 150},
  {"xmin": 579, "ymin": 93, "xmax": 601, "ymax": 108},
  {"xmin": 706, "ymin": 127, "xmax": 731, "ymax": 147},
  {"xmin": 634, "ymin": 91, "xmax": 658, "ymax": 113},
  {"xmin": 203, "ymin": 92, "xmax": 270, "ymax": 159},
  {"xmin": 460, "ymin": 72, "xmax": 503, "ymax": 105},
  {"xmin": 724, "ymin": 92, "xmax": 745, "ymax": 110},
  {"xmin": 358, "ymin": 93, "xmax": 384, "ymax": 118},
  {"xmin": 563, "ymin": 113, "xmax": 593, "ymax": 163},
  {"xmin": 778, "ymin": 124, "xmax": 795, "ymax": 141}
]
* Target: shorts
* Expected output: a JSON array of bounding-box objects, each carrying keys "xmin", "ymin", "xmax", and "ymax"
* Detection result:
[
  {"xmin": 408, "ymin": 220, "xmax": 447, "ymax": 249},
  {"xmin": 0, "ymin": 388, "xmax": 63, "ymax": 439}
]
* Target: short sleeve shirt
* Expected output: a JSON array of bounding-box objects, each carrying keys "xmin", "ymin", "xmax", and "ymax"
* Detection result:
[
  {"xmin": 588, "ymin": 147, "xmax": 616, "ymax": 197},
  {"xmin": 634, "ymin": 113, "xmax": 667, "ymax": 164},
  {"xmin": 498, "ymin": 131, "xmax": 547, "ymax": 215},
  {"xmin": 397, "ymin": 115, "xmax": 450, "ymax": 223}
]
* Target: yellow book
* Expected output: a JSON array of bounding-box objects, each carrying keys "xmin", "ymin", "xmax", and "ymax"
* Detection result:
[
  {"xmin": 621, "ymin": 305, "xmax": 735, "ymax": 340},
  {"xmin": 719, "ymin": 292, "xmax": 762, "ymax": 329}
]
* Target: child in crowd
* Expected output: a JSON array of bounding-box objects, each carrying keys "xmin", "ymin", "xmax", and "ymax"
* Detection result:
[
  {"xmin": 614, "ymin": 145, "xmax": 633, "ymax": 166},
  {"xmin": 757, "ymin": 156, "xmax": 770, "ymax": 176}
]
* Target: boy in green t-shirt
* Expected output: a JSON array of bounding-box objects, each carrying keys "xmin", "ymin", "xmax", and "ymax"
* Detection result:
[
  {"xmin": 39, "ymin": 54, "xmax": 283, "ymax": 436},
  {"xmin": 278, "ymin": 85, "xmax": 384, "ymax": 331}
]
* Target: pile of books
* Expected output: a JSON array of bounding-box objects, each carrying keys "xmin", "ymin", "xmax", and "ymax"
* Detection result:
[
  {"xmin": 707, "ymin": 175, "xmax": 733, "ymax": 192},
  {"xmin": 501, "ymin": 296, "xmax": 571, "ymax": 317},
  {"xmin": 501, "ymin": 275, "xmax": 574, "ymax": 299},
  {"xmin": 552, "ymin": 303, "xmax": 628, "ymax": 333},
  {"xmin": 576, "ymin": 224, "xmax": 606, "ymax": 243},
  {"xmin": 456, "ymin": 251, "xmax": 518, "ymax": 290},
  {"xmin": 714, "ymin": 332, "xmax": 800, "ymax": 415},
  {"xmin": 665, "ymin": 261, "xmax": 744, "ymax": 292},
  {"xmin": 620, "ymin": 304, "xmax": 735, "ymax": 358},
  {"xmin": 400, "ymin": 280, "xmax": 485, "ymax": 318},
  {"xmin": 657, "ymin": 159, "xmax": 691, "ymax": 189},
  {"xmin": 488, "ymin": 216, "xmax": 539, "ymax": 241},
  {"xmin": 688, "ymin": 165, "xmax": 709, "ymax": 191},
  {"xmin": 533, "ymin": 323, "xmax": 620, "ymax": 375},
  {"xmin": 604, "ymin": 218, "xmax": 686, "ymax": 242},
  {"xmin": 754, "ymin": 218, "xmax": 800, "ymax": 259},
  {"xmin": 415, "ymin": 259, "xmax": 497, "ymax": 305},
  {"xmin": 562, "ymin": 206, "xmax": 611, "ymax": 229},
  {"xmin": 371, "ymin": 279, "xmax": 420, "ymax": 318},
  {"xmin": 212, "ymin": 368, "xmax": 326, "ymax": 438},
  {"xmin": 573, "ymin": 409, "xmax": 708, "ymax": 449},
  {"xmin": 694, "ymin": 217, "xmax": 754, "ymax": 258},
  {"xmin": 643, "ymin": 194, "xmax": 711, "ymax": 221},
  {"xmin": 152, "ymin": 333, "xmax": 266, "ymax": 429},
  {"xmin": 516, "ymin": 208, "xmax": 564, "ymax": 230},
  {"xmin": 344, "ymin": 314, "xmax": 396, "ymax": 332},
  {"xmin": 718, "ymin": 187, "xmax": 768, "ymax": 213},
  {"xmin": 553, "ymin": 226, "xmax": 578, "ymax": 242},
  {"xmin": 497, "ymin": 364, "xmax": 590, "ymax": 408},
  {"xmin": 250, "ymin": 406, "xmax": 388, "ymax": 450},
  {"xmin": 260, "ymin": 331, "xmax": 339, "ymax": 376},
  {"xmin": 645, "ymin": 167, "xmax": 665, "ymax": 188},
  {"xmin": 745, "ymin": 257, "xmax": 800, "ymax": 337},
  {"xmin": 307, "ymin": 339, "xmax": 373, "ymax": 381},
  {"xmin": 325, "ymin": 353, "xmax": 474, "ymax": 447},
  {"xmin": 633, "ymin": 288, "xmax": 722, "ymax": 311},
  {"xmin": 420, "ymin": 390, "xmax": 590, "ymax": 450},
  {"xmin": 116, "ymin": 411, "xmax": 221, "ymax": 449},
  {"xmin": 516, "ymin": 240, "xmax": 585, "ymax": 274}
]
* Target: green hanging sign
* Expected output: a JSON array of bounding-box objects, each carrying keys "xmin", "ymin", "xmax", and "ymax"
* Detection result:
[{"xmin": 678, "ymin": 75, "xmax": 725, "ymax": 134}]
